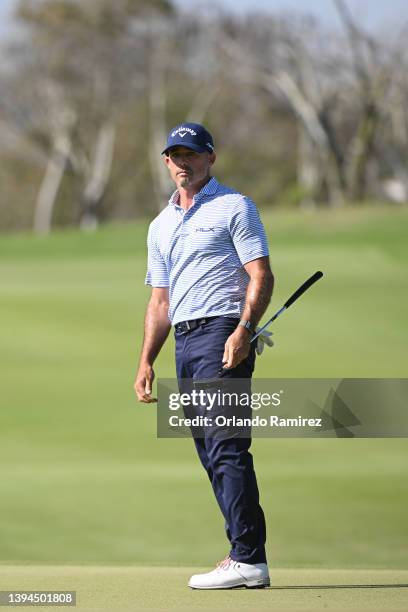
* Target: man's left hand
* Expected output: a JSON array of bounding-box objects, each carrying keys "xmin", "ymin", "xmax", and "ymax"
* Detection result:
[{"xmin": 222, "ymin": 326, "xmax": 251, "ymax": 370}]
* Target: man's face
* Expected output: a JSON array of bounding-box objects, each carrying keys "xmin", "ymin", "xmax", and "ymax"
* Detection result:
[{"xmin": 164, "ymin": 146, "xmax": 216, "ymax": 189}]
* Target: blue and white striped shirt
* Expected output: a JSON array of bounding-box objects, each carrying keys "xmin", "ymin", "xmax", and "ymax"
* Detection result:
[{"xmin": 145, "ymin": 177, "xmax": 269, "ymax": 325}]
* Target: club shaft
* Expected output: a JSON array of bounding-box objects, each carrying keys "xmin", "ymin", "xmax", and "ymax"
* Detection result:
[
  {"xmin": 250, "ymin": 306, "xmax": 286, "ymax": 343},
  {"xmin": 250, "ymin": 271, "xmax": 323, "ymax": 343}
]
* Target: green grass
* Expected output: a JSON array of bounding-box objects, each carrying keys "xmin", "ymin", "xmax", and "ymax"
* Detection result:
[
  {"xmin": 0, "ymin": 205, "xmax": 407, "ymax": 576},
  {"xmin": 0, "ymin": 566, "xmax": 407, "ymax": 610}
]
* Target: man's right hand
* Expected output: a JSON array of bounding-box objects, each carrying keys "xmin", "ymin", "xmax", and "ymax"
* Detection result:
[{"xmin": 134, "ymin": 363, "xmax": 157, "ymax": 403}]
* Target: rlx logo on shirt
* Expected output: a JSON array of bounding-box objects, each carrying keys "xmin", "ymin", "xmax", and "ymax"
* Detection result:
[{"xmin": 195, "ymin": 227, "xmax": 215, "ymax": 233}]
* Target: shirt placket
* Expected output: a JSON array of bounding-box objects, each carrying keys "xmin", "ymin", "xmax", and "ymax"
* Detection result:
[{"xmin": 177, "ymin": 196, "xmax": 201, "ymax": 241}]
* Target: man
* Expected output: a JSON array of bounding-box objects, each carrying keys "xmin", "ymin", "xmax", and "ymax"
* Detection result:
[{"xmin": 134, "ymin": 122, "xmax": 274, "ymax": 589}]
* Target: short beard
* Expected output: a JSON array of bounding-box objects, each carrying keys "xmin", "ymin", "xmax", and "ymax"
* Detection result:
[{"xmin": 179, "ymin": 176, "xmax": 191, "ymax": 188}]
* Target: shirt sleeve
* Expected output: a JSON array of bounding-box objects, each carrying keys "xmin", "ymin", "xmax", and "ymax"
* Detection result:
[
  {"xmin": 145, "ymin": 223, "xmax": 169, "ymax": 287},
  {"xmin": 229, "ymin": 197, "xmax": 269, "ymax": 265}
]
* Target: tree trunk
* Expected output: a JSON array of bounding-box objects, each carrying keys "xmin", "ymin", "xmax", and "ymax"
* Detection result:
[
  {"xmin": 297, "ymin": 125, "xmax": 319, "ymax": 207},
  {"xmin": 148, "ymin": 42, "xmax": 173, "ymax": 212},
  {"xmin": 33, "ymin": 132, "xmax": 72, "ymax": 235},
  {"xmin": 267, "ymin": 72, "xmax": 345, "ymax": 206},
  {"xmin": 79, "ymin": 120, "xmax": 116, "ymax": 231},
  {"xmin": 346, "ymin": 101, "xmax": 378, "ymax": 201}
]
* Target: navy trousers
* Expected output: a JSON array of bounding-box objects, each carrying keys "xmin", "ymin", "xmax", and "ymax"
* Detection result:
[{"xmin": 175, "ymin": 316, "xmax": 267, "ymax": 565}]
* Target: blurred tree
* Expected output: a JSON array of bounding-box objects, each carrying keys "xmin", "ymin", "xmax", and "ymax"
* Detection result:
[
  {"xmin": 1, "ymin": 0, "xmax": 407, "ymax": 233},
  {"xmin": 12, "ymin": 0, "xmax": 173, "ymax": 233},
  {"xmin": 218, "ymin": 4, "xmax": 408, "ymax": 206},
  {"xmin": 334, "ymin": 0, "xmax": 389, "ymax": 201}
]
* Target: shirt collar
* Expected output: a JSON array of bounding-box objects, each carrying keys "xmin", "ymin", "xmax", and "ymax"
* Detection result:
[{"xmin": 168, "ymin": 176, "xmax": 219, "ymax": 207}]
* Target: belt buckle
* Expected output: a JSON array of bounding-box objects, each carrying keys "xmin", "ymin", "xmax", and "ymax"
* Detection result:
[
  {"xmin": 176, "ymin": 320, "xmax": 190, "ymax": 335},
  {"xmin": 185, "ymin": 320, "xmax": 191, "ymax": 331}
]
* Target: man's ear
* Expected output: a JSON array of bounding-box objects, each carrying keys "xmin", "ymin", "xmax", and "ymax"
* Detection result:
[
  {"xmin": 209, "ymin": 152, "xmax": 216, "ymax": 166},
  {"xmin": 163, "ymin": 154, "xmax": 170, "ymax": 166}
]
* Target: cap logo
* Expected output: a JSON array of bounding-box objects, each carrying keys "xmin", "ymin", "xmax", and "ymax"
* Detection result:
[{"xmin": 171, "ymin": 126, "xmax": 197, "ymax": 138}]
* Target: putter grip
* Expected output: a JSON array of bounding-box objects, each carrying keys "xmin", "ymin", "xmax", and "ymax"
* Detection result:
[{"xmin": 284, "ymin": 271, "xmax": 323, "ymax": 309}]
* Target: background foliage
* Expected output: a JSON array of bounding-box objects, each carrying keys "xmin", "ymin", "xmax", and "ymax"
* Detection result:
[{"xmin": 1, "ymin": 0, "xmax": 408, "ymax": 233}]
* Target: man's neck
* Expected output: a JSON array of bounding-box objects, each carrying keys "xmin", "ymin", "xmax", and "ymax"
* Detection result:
[{"xmin": 178, "ymin": 176, "xmax": 211, "ymax": 211}]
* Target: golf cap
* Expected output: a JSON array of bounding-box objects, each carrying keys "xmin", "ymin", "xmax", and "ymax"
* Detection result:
[{"xmin": 162, "ymin": 122, "xmax": 215, "ymax": 155}]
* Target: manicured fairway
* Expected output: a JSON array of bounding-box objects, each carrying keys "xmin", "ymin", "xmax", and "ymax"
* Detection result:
[
  {"xmin": 0, "ymin": 205, "xmax": 407, "ymax": 609},
  {"xmin": 0, "ymin": 566, "xmax": 408, "ymax": 610}
]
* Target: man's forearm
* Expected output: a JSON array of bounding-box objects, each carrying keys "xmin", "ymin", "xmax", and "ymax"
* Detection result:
[
  {"xmin": 139, "ymin": 299, "xmax": 171, "ymax": 365},
  {"xmin": 222, "ymin": 262, "xmax": 274, "ymax": 369},
  {"xmin": 241, "ymin": 269, "xmax": 274, "ymax": 328}
]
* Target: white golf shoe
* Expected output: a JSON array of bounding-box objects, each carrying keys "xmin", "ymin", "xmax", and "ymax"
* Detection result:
[{"xmin": 188, "ymin": 556, "xmax": 270, "ymax": 589}]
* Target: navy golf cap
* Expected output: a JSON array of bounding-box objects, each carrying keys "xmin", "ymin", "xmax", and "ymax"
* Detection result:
[{"xmin": 162, "ymin": 122, "xmax": 215, "ymax": 155}]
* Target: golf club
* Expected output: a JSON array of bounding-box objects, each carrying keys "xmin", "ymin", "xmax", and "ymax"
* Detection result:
[
  {"xmin": 251, "ymin": 270, "xmax": 324, "ymax": 343},
  {"xmin": 217, "ymin": 270, "xmax": 323, "ymax": 378}
]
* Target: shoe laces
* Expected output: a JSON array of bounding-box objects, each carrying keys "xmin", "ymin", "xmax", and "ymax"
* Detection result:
[{"xmin": 216, "ymin": 555, "xmax": 233, "ymax": 570}]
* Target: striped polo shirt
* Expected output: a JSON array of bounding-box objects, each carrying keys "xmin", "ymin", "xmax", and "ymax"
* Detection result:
[{"xmin": 145, "ymin": 177, "xmax": 269, "ymax": 325}]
